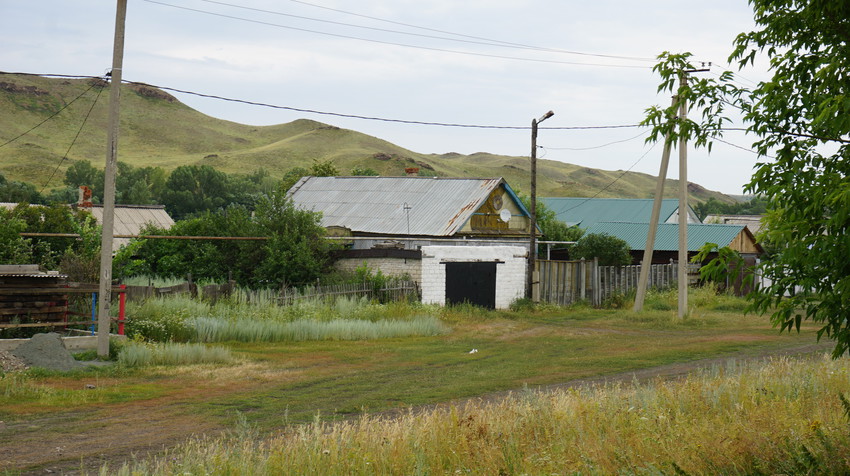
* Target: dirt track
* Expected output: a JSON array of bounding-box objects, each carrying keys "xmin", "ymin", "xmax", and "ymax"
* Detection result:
[{"xmin": 1, "ymin": 341, "xmax": 834, "ymax": 475}]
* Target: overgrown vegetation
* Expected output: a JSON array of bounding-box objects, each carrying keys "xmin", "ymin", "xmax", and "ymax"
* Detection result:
[{"xmin": 103, "ymin": 354, "xmax": 850, "ymax": 475}]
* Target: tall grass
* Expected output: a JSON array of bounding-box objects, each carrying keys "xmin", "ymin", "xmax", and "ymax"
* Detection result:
[
  {"xmin": 104, "ymin": 354, "xmax": 850, "ymax": 474},
  {"xmin": 117, "ymin": 342, "xmax": 234, "ymax": 367},
  {"xmin": 192, "ymin": 315, "xmax": 448, "ymax": 343}
]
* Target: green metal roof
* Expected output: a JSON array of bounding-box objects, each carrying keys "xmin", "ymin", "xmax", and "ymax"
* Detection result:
[
  {"xmin": 541, "ymin": 197, "xmax": 688, "ymax": 227},
  {"xmin": 584, "ymin": 222, "xmax": 748, "ymax": 252}
]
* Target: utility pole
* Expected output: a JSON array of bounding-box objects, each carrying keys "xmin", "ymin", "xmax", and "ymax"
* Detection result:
[
  {"xmin": 633, "ymin": 68, "xmax": 707, "ymax": 317},
  {"xmin": 528, "ymin": 110, "xmax": 554, "ymax": 301},
  {"xmin": 97, "ymin": 0, "xmax": 127, "ymax": 357},
  {"xmin": 633, "ymin": 95, "xmax": 678, "ymax": 312},
  {"xmin": 676, "ymin": 72, "xmax": 690, "ymax": 319}
]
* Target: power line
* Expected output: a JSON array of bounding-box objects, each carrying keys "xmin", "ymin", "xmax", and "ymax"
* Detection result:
[
  {"xmin": 143, "ymin": 0, "xmax": 652, "ymax": 69},
  {"xmin": 123, "ymin": 78, "xmax": 644, "ymax": 130},
  {"xmin": 541, "ymin": 130, "xmax": 648, "ymax": 151},
  {"xmin": 0, "ymin": 74, "xmax": 105, "ymax": 150},
  {"xmin": 197, "ymin": 0, "xmax": 656, "ymax": 63},
  {"xmin": 41, "ymin": 79, "xmax": 107, "ymax": 192},
  {"xmin": 553, "ymin": 142, "xmax": 659, "ymax": 218}
]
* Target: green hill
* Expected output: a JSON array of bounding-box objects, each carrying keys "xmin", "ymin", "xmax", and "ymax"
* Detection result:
[{"xmin": 0, "ymin": 73, "xmax": 733, "ymax": 203}]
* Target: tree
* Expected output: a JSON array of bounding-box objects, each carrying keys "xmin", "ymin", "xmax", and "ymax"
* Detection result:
[
  {"xmin": 0, "ymin": 173, "xmax": 42, "ymax": 204},
  {"xmin": 160, "ymin": 165, "xmax": 232, "ymax": 219},
  {"xmin": 570, "ymin": 233, "xmax": 632, "ymax": 266},
  {"xmin": 644, "ymin": 3, "xmax": 850, "ymax": 355},
  {"xmin": 728, "ymin": 1, "xmax": 850, "ymax": 356}
]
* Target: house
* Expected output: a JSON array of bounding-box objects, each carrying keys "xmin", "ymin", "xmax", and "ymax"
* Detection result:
[
  {"xmin": 288, "ymin": 176, "xmax": 533, "ymax": 309},
  {"xmin": 583, "ymin": 222, "xmax": 763, "ymax": 264},
  {"xmin": 540, "ymin": 197, "xmax": 700, "ymax": 228},
  {"xmin": 703, "ymin": 214, "xmax": 764, "ymax": 236},
  {"xmin": 1, "ymin": 202, "xmax": 174, "ymax": 252}
]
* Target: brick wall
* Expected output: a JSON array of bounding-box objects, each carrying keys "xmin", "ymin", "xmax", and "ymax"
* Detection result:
[
  {"xmin": 334, "ymin": 257, "xmax": 422, "ymax": 283},
  {"xmin": 420, "ymin": 246, "xmax": 527, "ymax": 309}
]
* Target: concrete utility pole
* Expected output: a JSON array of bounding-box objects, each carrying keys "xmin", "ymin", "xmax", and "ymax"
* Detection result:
[
  {"xmin": 633, "ymin": 95, "xmax": 678, "ymax": 312},
  {"xmin": 97, "ymin": 0, "xmax": 127, "ymax": 357},
  {"xmin": 676, "ymin": 72, "xmax": 689, "ymax": 319},
  {"xmin": 528, "ymin": 110, "xmax": 554, "ymax": 301}
]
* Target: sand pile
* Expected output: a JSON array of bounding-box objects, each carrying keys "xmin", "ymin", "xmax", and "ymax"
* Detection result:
[{"xmin": 7, "ymin": 333, "xmax": 84, "ymax": 372}]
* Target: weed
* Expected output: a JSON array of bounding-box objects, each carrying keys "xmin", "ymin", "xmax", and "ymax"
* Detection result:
[{"xmin": 117, "ymin": 342, "xmax": 234, "ymax": 367}]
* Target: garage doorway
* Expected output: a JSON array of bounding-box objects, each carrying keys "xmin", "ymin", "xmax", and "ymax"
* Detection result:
[{"xmin": 444, "ymin": 261, "xmax": 497, "ymax": 309}]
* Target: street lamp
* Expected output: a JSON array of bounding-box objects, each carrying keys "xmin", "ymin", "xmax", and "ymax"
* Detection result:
[{"xmin": 528, "ymin": 110, "xmax": 554, "ymax": 301}]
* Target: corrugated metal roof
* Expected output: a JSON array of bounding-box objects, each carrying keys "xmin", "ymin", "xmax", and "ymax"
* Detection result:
[
  {"xmin": 540, "ymin": 197, "xmax": 688, "ymax": 227},
  {"xmin": 288, "ymin": 176, "xmax": 522, "ymax": 236},
  {"xmin": 87, "ymin": 205, "xmax": 175, "ymax": 251},
  {"xmin": 584, "ymin": 222, "xmax": 747, "ymax": 252}
]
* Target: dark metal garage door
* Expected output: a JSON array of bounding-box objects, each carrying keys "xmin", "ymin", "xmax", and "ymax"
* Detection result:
[{"xmin": 445, "ymin": 261, "xmax": 497, "ymax": 309}]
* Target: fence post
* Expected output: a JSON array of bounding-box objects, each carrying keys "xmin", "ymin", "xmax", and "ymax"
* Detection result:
[{"xmin": 118, "ymin": 284, "xmax": 126, "ymax": 335}]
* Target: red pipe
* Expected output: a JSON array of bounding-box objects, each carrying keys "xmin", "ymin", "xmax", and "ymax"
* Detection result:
[{"xmin": 118, "ymin": 284, "xmax": 126, "ymax": 335}]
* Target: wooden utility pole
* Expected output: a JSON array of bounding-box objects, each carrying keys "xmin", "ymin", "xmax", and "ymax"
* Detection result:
[
  {"xmin": 633, "ymin": 95, "xmax": 678, "ymax": 312},
  {"xmin": 528, "ymin": 110, "xmax": 554, "ymax": 301},
  {"xmin": 677, "ymin": 72, "xmax": 689, "ymax": 318},
  {"xmin": 97, "ymin": 0, "xmax": 128, "ymax": 357}
]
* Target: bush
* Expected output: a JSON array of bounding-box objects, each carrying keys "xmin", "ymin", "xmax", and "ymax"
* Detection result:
[{"xmin": 570, "ymin": 233, "xmax": 632, "ymax": 266}]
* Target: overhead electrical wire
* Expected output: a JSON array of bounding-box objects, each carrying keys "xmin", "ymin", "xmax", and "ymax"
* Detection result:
[
  {"xmin": 124, "ymin": 78, "xmax": 644, "ymax": 130},
  {"xmin": 41, "ymin": 77, "xmax": 107, "ymax": 192},
  {"xmin": 143, "ymin": 0, "xmax": 651, "ymax": 69},
  {"xmin": 541, "ymin": 130, "xmax": 648, "ymax": 151},
  {"xmin": 197, "ymin": 0, "xmax": 657, "ymax": 62},
  {"xmin": 0, "ymin": 73, "xmax": 105, "ymax": 150},
  {"xmin": 553, "ymin": 141, "xmax": 659, "ymax": 219}
]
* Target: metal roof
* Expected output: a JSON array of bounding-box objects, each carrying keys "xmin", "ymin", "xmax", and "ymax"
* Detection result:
[
  {"xmin": 584, "ymin": 222, "xmax": 749, "ymax": 252},
  {"xmin": 540, "ymin": 197, "xmax": 691, "ymax": 227},
  {"xmin": 288, "ymin": 176, "xmax": 527, "ymax": 236},
  {"xmin": 86, "ymin": 205, "xmax": 175, "ymax": 251}
]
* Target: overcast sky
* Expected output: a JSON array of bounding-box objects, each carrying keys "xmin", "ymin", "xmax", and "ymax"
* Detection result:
[{"xmin": 1, "ymin": 0, "xmax": 769, "ymax": 195}]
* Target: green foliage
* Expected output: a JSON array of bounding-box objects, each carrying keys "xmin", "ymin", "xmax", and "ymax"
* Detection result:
[
  {"xmin": 517, "ymin": 193, "xmax": 584, "ymax": 246},
  {"xmin": 695, "ymin": 196, "xmax": 767, "ymax": 221},
  {"xmin": 0, "ymin": 214, "xmax": 33, "ymax": 264},
  {"xmin": 0, "ymin": 172, "xmax": 42, "ymax": 203},
  {"xmin": 570, "ymin": 232, "xmax": 632, "ymax": 266},
  {"xmin": 350, "ymin": 166, "xmax": 379, "ymax": 176},
  {"xmin": 124, "ymin": 297, "xmax": 203, "ymax": 342},
  {"xmin": 691, "ymin": 242, "xmax": 752, "ymax": 292},
  {"xmin": 308, "ymin": 159, "xmax": 339, "ymax": 177},
  {"xmin": 726, "ymin": 1, "xmax": 850, "ymax": 356},
  {"xmin": 117, "ymin": 191, "xmax": 333, "ymax": 287}
]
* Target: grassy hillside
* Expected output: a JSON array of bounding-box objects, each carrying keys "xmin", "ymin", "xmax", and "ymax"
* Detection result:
[{"xmin": 0, "ymin": 73, "xmax": 732, "ymax": 202}]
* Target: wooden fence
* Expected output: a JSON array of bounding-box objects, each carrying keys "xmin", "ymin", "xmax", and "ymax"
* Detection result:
[
  {"xmin": 122, "ymin": 280, "xmax": 419, "ymax": 305},
  {"xmin": 538, "ymin": 260, "xmax": 701, "ymax": 306}
]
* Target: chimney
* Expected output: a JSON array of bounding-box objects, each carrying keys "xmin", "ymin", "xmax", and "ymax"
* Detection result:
[{"xmin": 78, "ymin": 186, "xmax": 93, "ymax": 208}]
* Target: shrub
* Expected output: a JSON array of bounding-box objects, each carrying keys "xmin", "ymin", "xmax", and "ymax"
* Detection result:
[{"xmin": 570, "ymin": 233, "xmax": 632, "ymax": 266}]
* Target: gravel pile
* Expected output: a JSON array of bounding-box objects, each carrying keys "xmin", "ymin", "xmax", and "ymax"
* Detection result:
[
  {"xmin": 0, "ymin": 350, "xmax": 27, "ymax": 371},
  {"xmin": 9, "ymin": 333, "xmax": 84, "ymax": 372}
]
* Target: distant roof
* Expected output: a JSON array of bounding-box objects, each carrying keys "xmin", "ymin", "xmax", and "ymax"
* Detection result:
[
  {"xmin": 288, "ymin": 176, "xmax": 528, "ymax": 236},
  {"xmin": 584, "ymin": 222, "xmax": 756, "ymax": 252},
  {"xmin": 540, "ymin": 198, "xmax": 688, "ymax": 227},
  {"xmin": 85, "ymin": 205, "xmax": 175, "ymax": 250},
  {"xmin": 704, "ymin": 214, "xmax": 764, "ymax": 234},
  {"xmin": 2, "ymin": 203, "xmax": 174, "ymax": 251}
]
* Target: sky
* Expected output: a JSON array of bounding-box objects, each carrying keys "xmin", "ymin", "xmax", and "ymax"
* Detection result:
[{"xmin": 0, "ymin": 0, "xmax": 770, "ymax": 195}]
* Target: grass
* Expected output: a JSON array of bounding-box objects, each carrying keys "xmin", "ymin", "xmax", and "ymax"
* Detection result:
[
  {"xmin": 102, "ymin": 354, "xmax": 850, "ymax": 475},
  {"xmin": 192, "ymin": 315, "xmax": 448, "ymax": 343},
  {"xmin": 117, "ymin": 342, "xmax": 235, "ymax": 367},
  {"xmin": 0, "ymin": 290, "xmax": 831, "ymax": 473}
]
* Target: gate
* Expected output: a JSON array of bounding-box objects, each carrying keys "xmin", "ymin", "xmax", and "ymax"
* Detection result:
[{"xmin": 445, "ymin": 262, "xmax": 497, "ymax": 309}]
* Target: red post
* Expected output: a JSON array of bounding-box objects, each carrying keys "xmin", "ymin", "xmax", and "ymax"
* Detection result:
[{"xmin": 118, "ymin": 284, "xmax": 126, "ymax": 335}]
